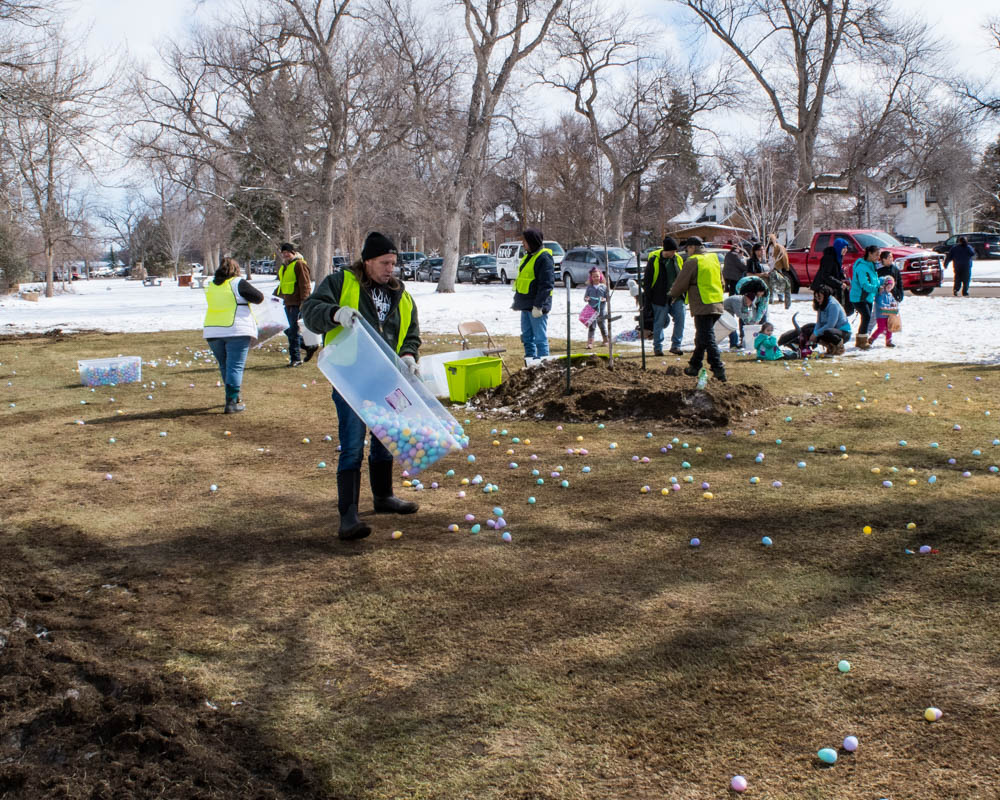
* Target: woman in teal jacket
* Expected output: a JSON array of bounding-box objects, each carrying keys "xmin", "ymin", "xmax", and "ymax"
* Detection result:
[{"xmin": 849, "ymin": 244, "xmax": 881, "ymax": 349}]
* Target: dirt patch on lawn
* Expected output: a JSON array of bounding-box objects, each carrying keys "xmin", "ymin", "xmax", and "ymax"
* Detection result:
[
  {"xmin": 472, "ymin": 358, "xmax": 776, "ymax": 426},
  {"xmin": 0, "ymin": 540, "xmax": 323, "ymax": 800}
]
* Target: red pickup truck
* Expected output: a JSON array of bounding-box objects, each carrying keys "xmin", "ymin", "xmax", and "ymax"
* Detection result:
[{"xmin": 786, "ymin": 230, "xmax": 943, "ymax": 296}]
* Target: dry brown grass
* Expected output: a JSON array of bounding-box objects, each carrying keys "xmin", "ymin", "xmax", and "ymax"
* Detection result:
[{"xmin": 2, "ymin": 329, "xmax": 999, "ymax": 799}]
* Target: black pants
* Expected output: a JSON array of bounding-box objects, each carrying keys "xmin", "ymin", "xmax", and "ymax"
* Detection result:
[
  {"xmin": 725, "ymin": 279, "xmax": 739, "ymax": 295},
  {"xmin": 691, "ymin": 314, "xmax": 725, "ymax": 375},
  {"xmin": 855, "ymin": 299, "xmax": 873, "ymax": 336},
  {"xmin": 953, "ymin": 264, "xmax": 971, "ymax": 296},
  {"xmin": 816, "ymin": 329, "xmax": 850, "ymax": 345}
]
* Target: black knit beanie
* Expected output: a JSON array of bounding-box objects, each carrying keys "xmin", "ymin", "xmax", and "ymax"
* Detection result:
[
  {"xmin": 662, "ymin": 236, "xmax": 678, "ymax": 251},
  {"xmin": 279, "ymin": 242, "xmax": 296, "ymax": 254},
  {"xmin": 361, "ymin": 232, "xmax": 398, "ymax": 261},
  {"xmin": 522, "ymin": 228, "xmax": 544, "ymax": 253}
]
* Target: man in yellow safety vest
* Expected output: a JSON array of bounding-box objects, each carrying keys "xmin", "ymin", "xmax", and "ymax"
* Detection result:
[
  {"xmin": 668, "ymin": 236, "xmax": 727, "ymax": 383},
  {"xmin": 643, "ymin": 235, "xmax": 686, "ymax": 356},
  {"xmin": 511, "ymin": 227, "xmax": 555, "ymax": 366},
  {"xmin": 276, "ymin": 242, "xmax": 314, "ymax": 366}
]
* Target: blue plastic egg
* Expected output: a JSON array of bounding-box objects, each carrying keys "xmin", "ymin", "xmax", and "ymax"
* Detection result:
[
  {"xmin": 818, "ymin": 748, "xmax": 838, "ymax": 764},
  {"xmin": 761, "ymin": 536, "xmax": 773, "ymax": 546}
]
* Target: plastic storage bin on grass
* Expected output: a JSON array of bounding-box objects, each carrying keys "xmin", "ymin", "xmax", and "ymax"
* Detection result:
[
  {"xmin": 417, "ymin": 349, "xmax": 484, "ymax": 398},
  {"xmin": 78, "ymin": 356, "xmax": 141, "ymax": 387},
  {"xmin": 254, "ymin": 295, "xmax": 289, "ymax": 347},
  {"xmin": 316, "ymin": 317, "xmax": 468, "ymax": 476},
  {"xmin": 444, "ymin": 356, "xmax": 503, "ymax": 403},
  {"xmin": 743, "ymin": 324, "xmax": 762, "ymax": 350},
  {"xmin": 714, "ymin": 311, "xmax": 738, "ymax": 344}
]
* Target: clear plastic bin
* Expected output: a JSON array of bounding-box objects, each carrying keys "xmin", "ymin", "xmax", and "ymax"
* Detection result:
[
  {"xmin": 254, "ymin": 295, "xmax": 289, "ymax": 347},
  {"xmin": 316, "ymin": 318, "xmax": 468, "ymax": 475},
  {"xmin": 78, "ymin": 356, "xmax": 141, "ymax": 387}
]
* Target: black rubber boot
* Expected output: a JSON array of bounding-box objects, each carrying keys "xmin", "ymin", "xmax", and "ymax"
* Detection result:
[
  {"xmin": 370, "ymin": 460, "xmax": 418, "ymax": 514},
  {"xmin": 303, "ymin": 345, "xmax": 319, "ymax": 363},
  {"xmin": 337, "ymin": 471, "xmax": 372, "ymax": 540}
]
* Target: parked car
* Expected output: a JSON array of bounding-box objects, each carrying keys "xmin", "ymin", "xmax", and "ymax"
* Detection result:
[
  {"xmin": 250, "ymin": 259, "xmax": 275, "ymax": 275},
  {"xmin": 331, "ymin": 255, "xmax": 350, "ymax": 271},
  {"xmin": 933, "ymin": 232, "xmax": 1000, "ymax": 260},
  {"xmin": 395, "ymin": 251, "xmax": 426, "ymax": 280},
  {"xmin": 895, "ymin": 234, "xmax": 922, "ymax": 247},
  {"xmin": 786, "ymin": 229, "xmax": 943, "ymax": 295},
  {"xmin": 495, "ymin": 240, "xmax": 565, "ymax": 285},
  {"xmin": 415, "ymin": 257, "xmax": 442, "ymax": 281},
  {"xmin": 559, "ymin": 245, "xmax": 639, "ymax": 288},
  {"xmin": 459, "ymin": 253, "xmax": 500, "ymax": 283}
]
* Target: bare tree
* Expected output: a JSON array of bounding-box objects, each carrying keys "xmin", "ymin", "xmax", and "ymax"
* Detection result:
[
  {"xmin": 152, "ymin": 173, "xmax": 198, "ymax": 277},
  {"xmin": 431, "ymin": 0, "xmax": 565, "ymax": 292},
  {"xmin": 963, "ymin": 17, "xmax": 1000, "ymax": 115},
  {"xmin": 677, "ymin": 0, "xmax": 937, "ymax": 245},
  {"xmin": 723, "ymin": 137, "xmax": 800, "ymax": 243}
]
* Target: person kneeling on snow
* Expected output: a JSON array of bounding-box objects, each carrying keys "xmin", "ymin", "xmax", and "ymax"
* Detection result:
[
  {"xmin": 807, "ymin": 285, "xmax": 852, "ymax": 355},
  {"xmin": 753, "ymin": 322, "xmax": 784, "ymax": 360},
  {"xmin": 301, "ymin": 232, "xmax": 422, "ymax": 541}
]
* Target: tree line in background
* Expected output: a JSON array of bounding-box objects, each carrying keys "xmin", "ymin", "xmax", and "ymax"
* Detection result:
[{"xmin": 2, "ymin": 0, "xmax": 1000, "ymax": 297}]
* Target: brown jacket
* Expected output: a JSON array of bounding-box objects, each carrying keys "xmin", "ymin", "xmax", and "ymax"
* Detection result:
[
  {"xmin": 277, "ymin": 257, "xmax": 312, "ymax": 306},
  {"xmin": 768, "ymin": 236, "xmax": 790, "ymax": 273},
  {"xmin": 669, "ymin": 249, "xmax": 725, "ymax": 316}
]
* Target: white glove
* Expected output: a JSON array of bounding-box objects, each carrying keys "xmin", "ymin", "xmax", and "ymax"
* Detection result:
[
  {"xmin": 333, "ymin": 306, "xmax": 360, "ymax": 328},
  {"xmin": 628, "ymin": 279, "xmax": 639, "ymax": 297},
  {"xmin": 400, "ymin": 354, "xmax": 418, "ymax": 377},
  {"xmin": 531, "ymin": 306, "xmax": 543, "ymax": 319}
]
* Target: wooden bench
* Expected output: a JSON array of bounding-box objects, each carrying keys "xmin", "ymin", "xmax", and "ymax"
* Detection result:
[{"xmin": 142, "ymin": 277, "xmax": 163, "ymax": 287}]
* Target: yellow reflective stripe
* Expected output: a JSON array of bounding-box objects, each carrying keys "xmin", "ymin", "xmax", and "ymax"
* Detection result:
[
  {"xmin": 203, "ymin": 278, "xmax": 238, "ymax": 327},
  {"xmin": 278, "ymin": 260, "xmax": 298, "ymax": 294},
  {"xmin": 325, "ymin": 271, "xmax": 414, "ymax": 353},
  {"xmin": 648, "ymin": 249, "xmax": 662, "ymax": 287}
]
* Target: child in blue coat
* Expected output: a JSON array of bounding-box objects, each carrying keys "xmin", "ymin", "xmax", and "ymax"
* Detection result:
[{"xmin": 869, "ymin": 275, "xmax": 900, "ymax": 348}]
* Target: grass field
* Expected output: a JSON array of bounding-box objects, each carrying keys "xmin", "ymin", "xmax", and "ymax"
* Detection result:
[{"xmin": 2, "ymin": 329, "xmax": 999, "ymax": 799}]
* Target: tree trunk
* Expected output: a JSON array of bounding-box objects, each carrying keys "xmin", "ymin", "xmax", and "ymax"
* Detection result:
[
  {"xmin": 471, "ymin": 194, "xmax": 484, "ymax": 253},
  {"xmin": 436, "ymin": 191, "xmax": 467, "ymax": 293},
  {"xmin": 792, "ymin": 137, "xmax": 816, "ymax": 247},
  {"xmin": 314, "ymin": 206, "xmax": 334, "ymax": 283},
  {"xmin": 45, "ymin": 243, "xmax": 54, "ymax": 298}
]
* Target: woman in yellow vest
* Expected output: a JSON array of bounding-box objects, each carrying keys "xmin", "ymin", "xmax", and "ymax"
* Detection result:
[
  {"xmin": 202, "ymin": 257, "xmax": 265, "ymax": 413},
  {"xmin": 301, "ymin": 232, "xmax": 422, "ymax": 541},
  {"xmin": 668, "ymin": 236, "xmax": 728, "ymax": 383},
  {"xmin": 511, "ymin": 228, "xmax": 555, "ymax": 365}
]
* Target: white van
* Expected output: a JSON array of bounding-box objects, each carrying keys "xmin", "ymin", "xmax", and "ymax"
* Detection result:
[{"xmin": 495, "ymin": 240, "xmax": 565, "ymax": 285}]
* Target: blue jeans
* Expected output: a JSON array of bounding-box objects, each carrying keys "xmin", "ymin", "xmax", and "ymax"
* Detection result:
[
  {"xmin": 284, "ymin": 304, "xmax": 304, "ymax": 361},
  {"xmin": 207, "ymin": 336, "xmax": 251, "ymax": 401},
  {"xmin": 332, "ymin": 387, "xmax": 393, "ymax": 472},
  {"xmin": 653, "ymin": 300, "xmax": 685, "ymax": 352},
  {"xmin": 520, "ymin": 310, "xmax": 549, "ymax": 357}
]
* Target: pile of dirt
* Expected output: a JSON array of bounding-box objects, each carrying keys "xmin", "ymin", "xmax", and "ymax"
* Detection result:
[
  {"xmin": 0, "ymin": 551, "xmax": 322, "ymax": 800},
  {"xmin": 472, "ymin": 358, "xmax": 776, "ymax": 426}
]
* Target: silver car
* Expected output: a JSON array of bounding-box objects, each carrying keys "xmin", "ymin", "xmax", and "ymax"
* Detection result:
[{"xmin": 559, "ymin": 246, "xmax": 639, "ymax": 288}]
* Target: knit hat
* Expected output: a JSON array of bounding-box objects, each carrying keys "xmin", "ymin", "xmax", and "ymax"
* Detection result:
[
  {"xmin": 882, "ymin": 275, "xmax": 895, "ymax": 289},
  {"xmin": 682, "ymin": 236, "xmax": 703, "ymax": 247},
  {"xmin": 361, "ymin": 231, "xmax": 398, "ymax": 261},
  {"xmin": 662, "ymin": 236, "xmax": 678, "ymax": 251},
  {"xmin": 522, "ymin": 228, "xmax": 544, "ymax": 253},
  {"xmin": 279, "ymin": 242, "xmax": 296, "ymax": 254}
]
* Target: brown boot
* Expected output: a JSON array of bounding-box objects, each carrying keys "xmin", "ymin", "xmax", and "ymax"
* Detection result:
[{"xmin": 855, "ymin": 334, "xmax": 870, "ymax": 350}]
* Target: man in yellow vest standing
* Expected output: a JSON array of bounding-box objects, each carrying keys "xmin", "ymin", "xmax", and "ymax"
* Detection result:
[
  {"xmin": 643, "ymin": 235, "xmax": 686, "ymax": 356},
  {"xmin": 511, "ymin": 228, "xmax": 555, "ymax": 366},
  {"xmin": 301, "ymin": 232, "xmax": 421, "ymax": 541},
  {"xmin": 276, "ymin": 242, "xmax": 315, "ymax": 366},
  {"xmin": 668, "ymin": 236, "xmax": 727, "ymax": 383}
]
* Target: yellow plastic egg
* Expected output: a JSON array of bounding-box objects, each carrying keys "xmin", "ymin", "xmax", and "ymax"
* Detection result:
[
  {"xmin": 661, "ymin": 488, "xmax": 669, "ymax": 496},
  {"xmin": 871, "ymin": 467, "xmax": 881, "ymax": 474},
  {"xmin": 702, "ymin": 491, "xmax": 714, "ymax": 499},
  {"xmin": 460, "ymin": 478, "xmax": 469, "ymax": 485},
  {"xmin": 863, "ymin": 525, "xmax": 872, "ymax": 535},
  {"xmin": 402, "ymin": 480, "xmax": 412, "ymax": 487},
  {"xmin": 906, "ymin": 522, "xmax": 917, "ymax": 529},
  {"xmin": 391, "ymin": 530, "xmax": 403, "ymax": 539},
  {"xmin": 493, "ymin": 440, "xmax": 500, "ymax": 446},
  {"xmin": 695, "ymin": 447, "xmax": 703, "ymax": 453},
  {"xmin": 524, "ymin": 439, "xmax": 531, "ymax": 445},
  {"xmin": 576, "ymin": 435, "xmax": 584, "ymax": 442},
  {"xmin": 908, "ymin": 479, "xmax": 917, "ymax": 486}
]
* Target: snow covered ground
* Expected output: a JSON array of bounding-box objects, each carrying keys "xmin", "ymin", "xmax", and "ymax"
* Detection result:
[{"xmin": 3, "ymin": 274, "xmax": 1000, "ymax": 364}]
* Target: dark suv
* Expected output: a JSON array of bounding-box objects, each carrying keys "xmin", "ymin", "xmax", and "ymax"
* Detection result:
[{"xmin": 934, "ymin": 233, "xmax": 1000, "ymax": 260}]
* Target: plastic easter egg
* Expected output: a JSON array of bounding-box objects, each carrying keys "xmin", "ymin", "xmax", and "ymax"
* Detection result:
[
  {"xmin": 671, "ymin": 484, "xmax": 680, "ymax": 492},
  {"xmin": 632, "ymin": 455, "xmax": 640, "ymax": 462},
  {"xmin": 928, "ymin": 475, "xmax": 937, "ymax": 484},
  {"xmin": 775, "ymin": 438, "xmax": 783, "ymax": 445},
  {"xmin": 730, "ymin": 775, "xmax": 747, "ymax": 793},
  {"xmin": 159, "ymin": 431, "xmax": 167, "ymax": 437},
  {"xmin": 501, "ymin": 531, "xmax": 512, "ymax": 543},
  {"xmin": 761, "ymin": 536, "xmax": 772, "ymax": 546},
  {"xmin": 582, "ymin": 466, "xmax": 591, "ymax": 473},
  {"xmin": 839, "ymin": 445, "xmax": 847, "ymax": 452},
  {"xmin": 702, "ymin": 491, "xmax": 713, "ymax": 499},
  {"xmin": 991, "ymin": 466, "xmax": 999, "ymax": 474},
  {"xmin": 973, "ymin": 449, "xmax": 981, "ymax": 456},
  {"xmin": 556, "ymin": 425, "xmax": 563, "ymax": 431},
  {"xmin": 209, "ymin": 484, "xmax": 218, "ymax": 492},
  {"xmin": 749, "ymin": 429, "xmax": 756, "ymax": 436},
  {"xmin": 560, "ymin": 480, "xmax": 569, "ymax": 488},
  {"xmin": 882, "ymin": 480, "xmax": 893, "ymax": 488},
  {"xmin": 391, "ymin": 530, "xmax": 403, "ymax": 539},
  {"xmin": 500, "ymin": 430, "xmax": 508, "ymax": 436},
  {"xmin": 465, "ymin": 514, "xmax": 476, "ymax": 522},
  {"xmin": 108, "ymin": 437, "xmax": 115, "ymax": 443},
  {"xmin": 641, "ymin": 457, "xmax": 650, "ymax": 464},
  {"xmin": 807, "ymin": 445, "xmax": 815, "ymax": 452},
  {"xmin": 609, "ymin": 442, "xmax": 617, "ymax": 450},
  {"xmin": 772, "ymin": 481, "xmax": 782, "ymax": 488},
  {"xmin": 461, "ymin": 478, "xmax": 470, "ymax": 485},
  {"xmin": 448, "ymin": 524, "xmax": 459, "ymax": 532},
  {"xmin": 817, "ymin": 748, "xmax": 838, "ymax": 764},
  {"xmin": 749, "ymin": 477, "xmax": 759, "ymax": 485},
  {"xmin": 512, "ymin": 437, "xmax": 520, "ymax": 444},
  {"xmin": 467, "ymin": 455, "xmax": 476, "ymax": 463},
  {"xmin": 843, "ymin": 736, "xmax": 858, "ymax": 752},
  {"xmin": 684, "ymin": 476, "xmax": 694, "ymax": 483},
  {"xmin": 318, "ymin": 461, "xmax": 327, "ymax": 469},
  {"xmin": 323, "ymin": 435, "xmax": 332, "ymax": 441},
  {"xmin": 528, "ymin": 497, "xmax": 536, "ymax": 504},
  {"xmin": 446, "ymin": 469, "xmax": 455, "ymax": 477},
  {"xmin": 899, "ymin": 440, "xmax": 907, "ymax": 447},
  {"xmin": 509, "ymin": 462, "xmax": 518, "ymax": 469},
  {"xmin": 690, "ymin": 538, "xmax": 700, "ymax": 547},
  {"xmin": 871, "ymin": 467, "xmax": 881, "ymax": 474},
  {"xmin": 962, "ymin": 471, "xmax": 971, "ymax": 478},
  {"xmin": 495, "ymin": 517, "xmax": 507, "ymax": 529},
  {"xmin": 947, "ymin": 457, "xmax": 957, "ymax": 465},
  {"xmin": 641, "ymin": 486, "xmax": 650, "ymax": 494},
  {"xmin": 661, "ymin": 488, "xmax": 669, "ymax": 496},
  {"xmin": 104, "ymin": 473, "xmax": 113, "ymax": 481},
  {"xmin": 924, "ymin": 707, "xmax": 942, "ymax": 721},
  {"xmin": 597, "ymin": 424, "xmax": 605, "ymax": 429},
  {"xmin": 755, "ymin": 455, "xmax": 764, "ymax": 464},
  {"xmin": 672, "ymin": 437, "xmax": 679, "ymax": 444},
  {"xmin": 302, "ymin": 437, "xmax": 310, "ymax": 444},
  {"xmin": 863, "ymin": 526, "xmax": 872, "ymax": 535},
  {"xmin": 681, "ymin": 461, "xmax": 691, "ymax": 469},
  {"xmin": 838, "ymin": 660, "xmax": 851, "ymax": 672},
  {"xmin": 797, "ymin": 461, "xmax": 806, "ymax": 468},
  {"xmin": 536, "ymin": 478, "xmax": 544, "ymax": 485},
  {"xmin": 458, "ymin": 491, "xmax": 466, "ymax": 498},
  {"xmin": 919, "ymin": 545, "xmax": 931, "ymax": 554},
  {"xmin": 908, "ymin": 479, "xmax": 917, "ymax": 486},
  {"xmin": 524, "ymin": 439, "xmax": 531, "ymax": 445},
  {"xmin": 725, "ymin": 453, "xmax": 733, "ymax": 460},
  {"xmin": 701, "ymin": 482, "xmax": 710, "ymax": 490}
]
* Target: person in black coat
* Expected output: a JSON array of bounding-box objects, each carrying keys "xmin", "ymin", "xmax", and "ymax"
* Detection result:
[
  {"xmin": 745, "ymin": 242, "xmax": 766, "ymax": 274},
  {"xmin": 877, "ymin": 250, "xmax": 904, "ymax": 303},
  {"xmin": 810, "ymin": 237, "xmax": 851, "ymax": 310},
  {"xmin": 511, "ymin": 227, "xmax": 555, "ymax": 363},
  {"xmin": 944, "ymin": 236, "xmax": 975, "ymax": 296}
]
